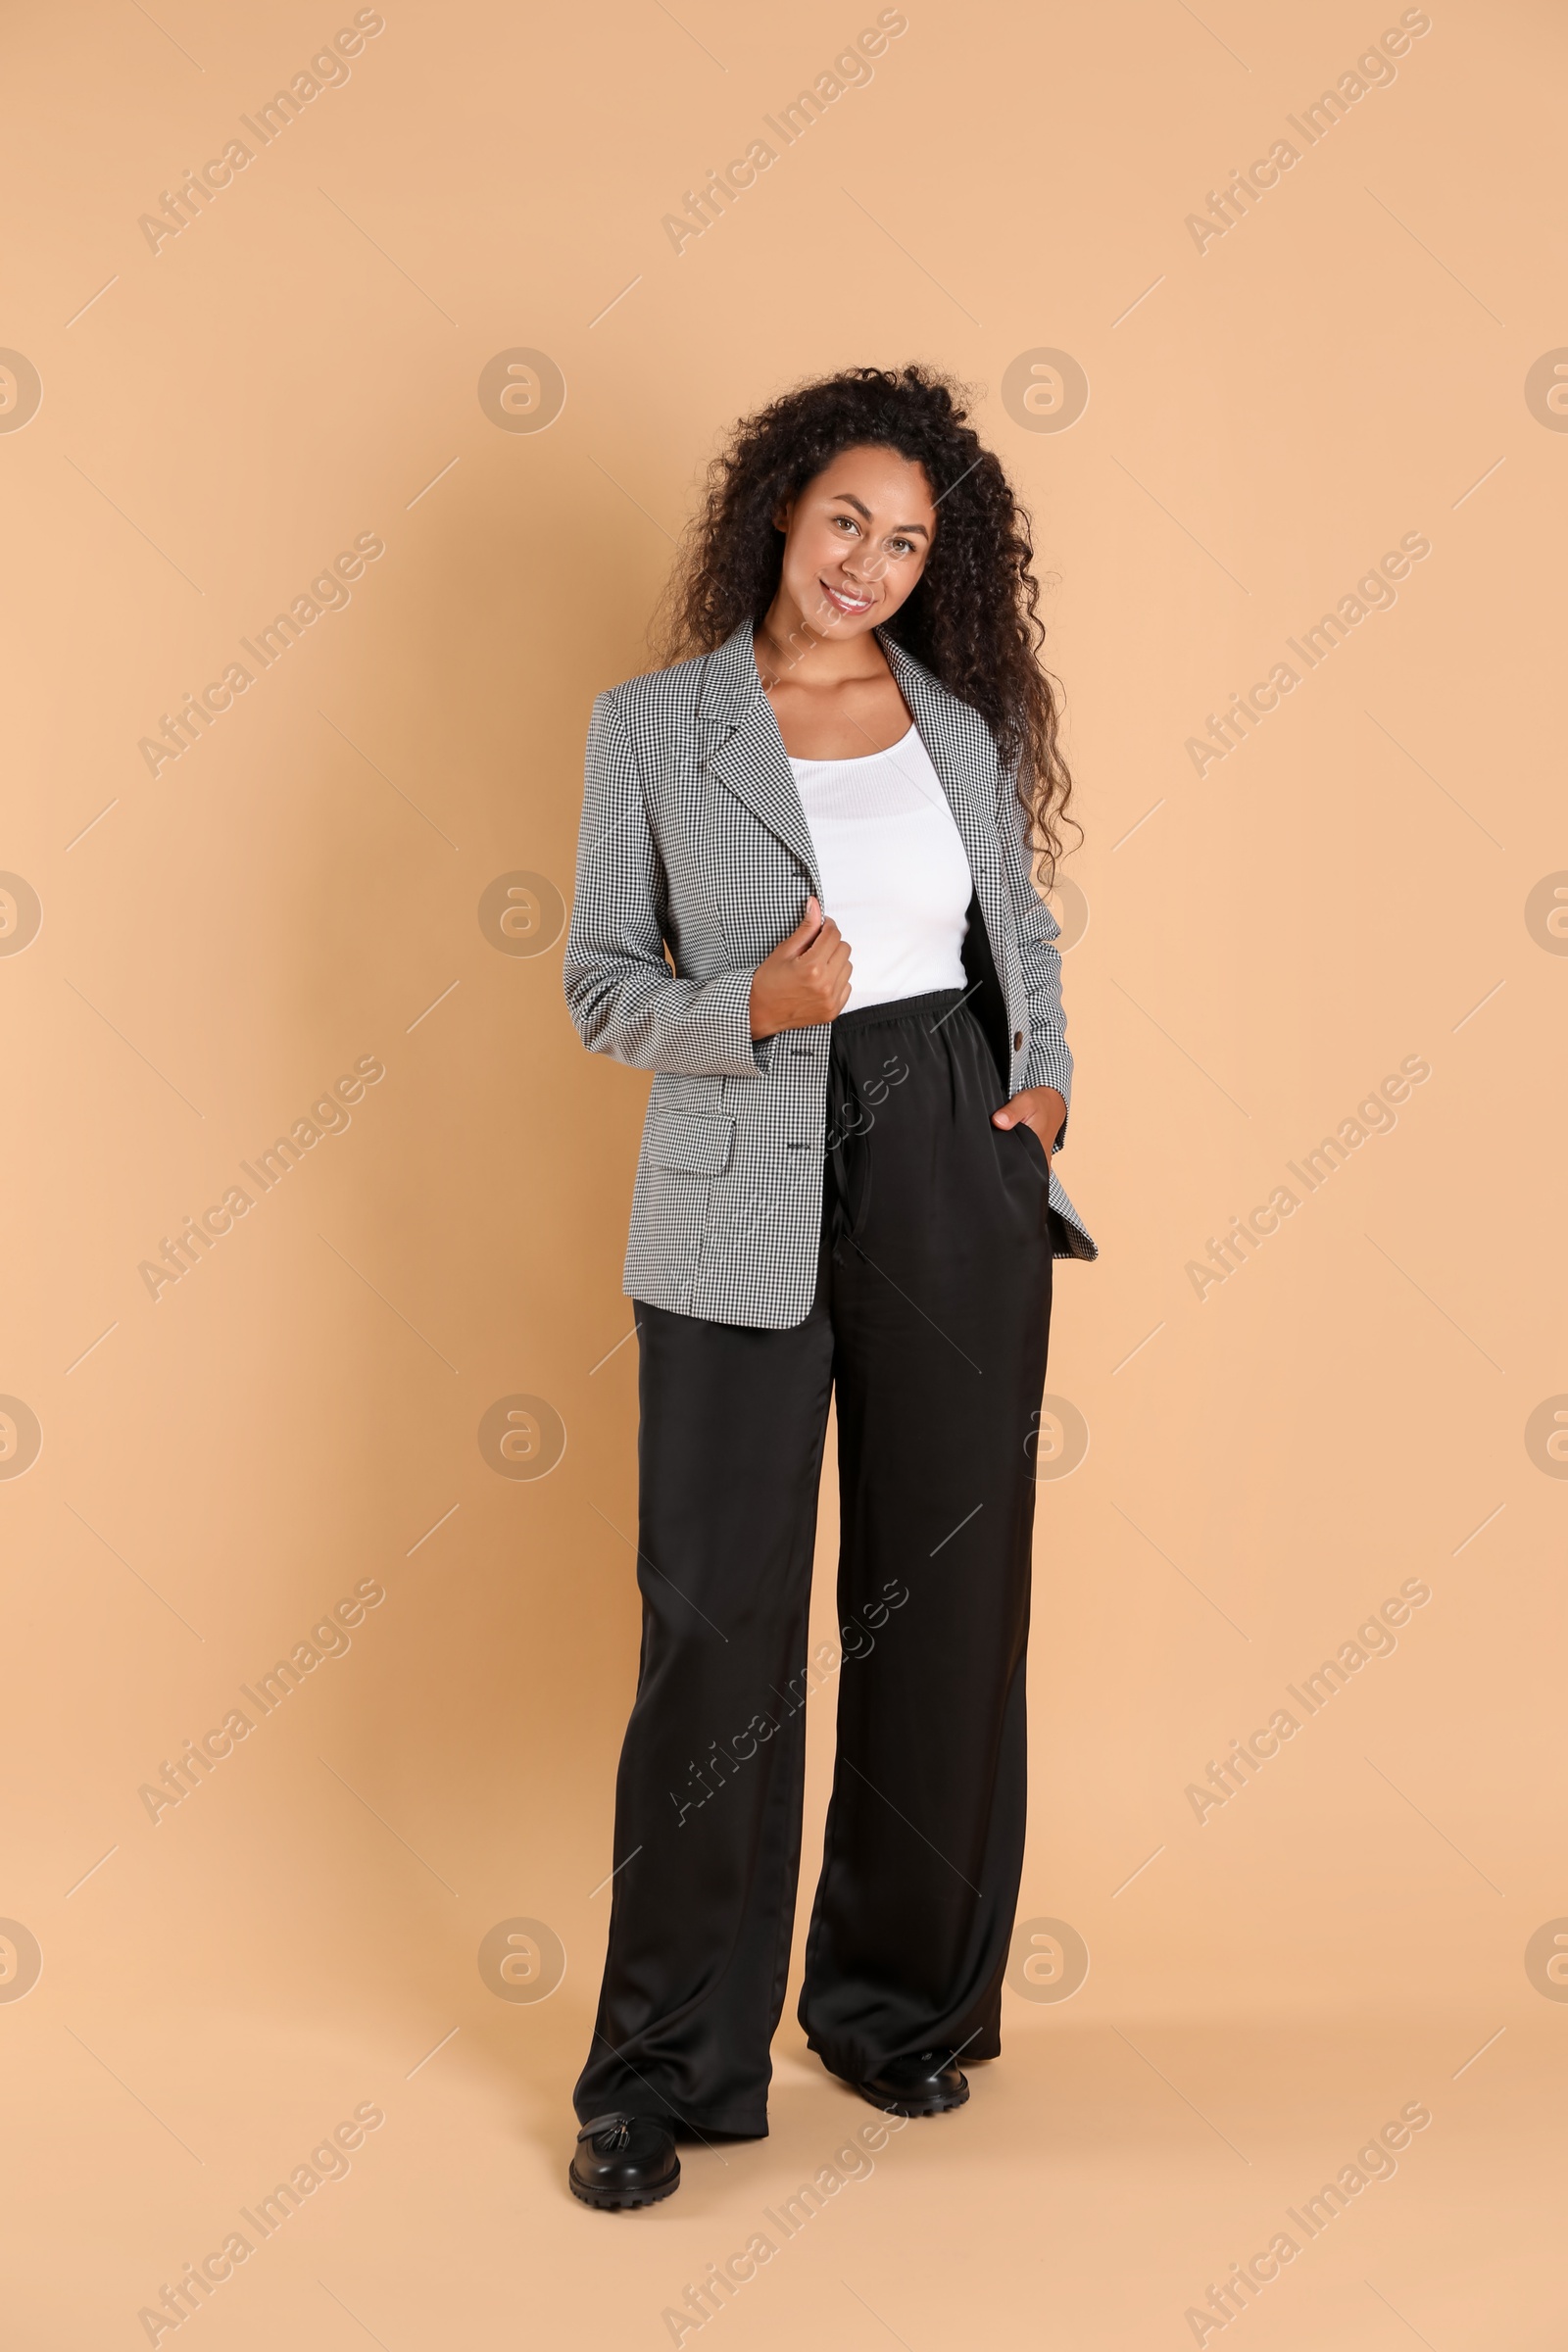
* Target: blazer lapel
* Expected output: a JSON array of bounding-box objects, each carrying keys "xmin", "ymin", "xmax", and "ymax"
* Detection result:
[
  {"xmin": 877, "ymin": 630, "xmax": 998, "ymax": 872},
  {"xmin": 698, "ymin": 617, "xmax": 998, "ymax": 898},
  {"xmin": 701, "ymin": 621, "xmax": 822, "ymax": 893}
]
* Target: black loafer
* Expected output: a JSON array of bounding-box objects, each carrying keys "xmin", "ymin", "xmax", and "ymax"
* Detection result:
[
  {"xmin": 855, "ymin": 2049, "xmax": 969, "ymax": 2117},
  {"xmin": 568, "ymin": 2112, "xmax": 680, "ymax": 2209}
]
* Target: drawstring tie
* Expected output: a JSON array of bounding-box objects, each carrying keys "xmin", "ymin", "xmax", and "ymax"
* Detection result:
[{"xmin": 824, "ymin": 1048, "xmax": 872, "ymax": 1260}]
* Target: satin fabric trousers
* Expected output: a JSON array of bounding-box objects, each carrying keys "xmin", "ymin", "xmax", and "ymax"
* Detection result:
[{"xmin": 573, "ymin": 988, "xmax": 1054, "ymax": 2136}]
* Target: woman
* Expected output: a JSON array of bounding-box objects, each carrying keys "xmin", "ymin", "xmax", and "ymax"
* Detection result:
[{"xmin": 563, "ymin": 365, "xmax": 1095, "ymax": 2209}]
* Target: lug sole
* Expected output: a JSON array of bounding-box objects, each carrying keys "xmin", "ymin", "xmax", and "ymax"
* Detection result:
[
  {"xmin": 856, "ymin": 2080, "xmax": 969, "ymax": 2117},
  {"xmin": 568, "ymin": 2163, "xmax": 680, "ymax": 2211}
]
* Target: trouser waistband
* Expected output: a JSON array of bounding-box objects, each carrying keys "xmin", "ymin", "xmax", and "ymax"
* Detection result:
[{"xmin": 830, "ymin": 986, "xmax": 967, "ymax": 1036}]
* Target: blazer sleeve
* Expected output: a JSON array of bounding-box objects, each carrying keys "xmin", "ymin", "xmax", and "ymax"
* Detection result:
[
  {"xmin": 997, "ymin": 758, "xmax": 1075, "ymax": 1149},
  {"xmin": 563, "ymin": 689, "xmax": 766, "ymax": 1079}
]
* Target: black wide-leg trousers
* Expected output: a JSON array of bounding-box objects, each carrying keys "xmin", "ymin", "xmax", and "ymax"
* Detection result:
[{"xmin": 573, "ymin": 989, "xmax": 1054, "ymax": 2136}]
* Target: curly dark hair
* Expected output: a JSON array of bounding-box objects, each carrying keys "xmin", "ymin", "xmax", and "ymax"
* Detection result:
[{"xmin": 655, "ymin": 363, "xmax": 1079, "ymax": 878}]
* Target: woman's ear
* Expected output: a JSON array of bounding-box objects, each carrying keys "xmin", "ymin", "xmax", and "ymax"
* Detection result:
[{"xmin": 771, "ymin": 498, "xmax": 792, "ymax": 533}]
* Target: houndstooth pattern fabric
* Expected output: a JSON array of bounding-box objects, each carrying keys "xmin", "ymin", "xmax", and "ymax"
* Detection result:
[{"xmin": 564, "ymin": 617, "xmax": 1097, "ymax": 1330}]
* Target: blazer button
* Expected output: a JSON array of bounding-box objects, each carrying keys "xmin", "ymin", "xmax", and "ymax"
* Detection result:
[{"xmin": 1012, "ymin": 1030, "xmax": 1024, "ymax": 1052}]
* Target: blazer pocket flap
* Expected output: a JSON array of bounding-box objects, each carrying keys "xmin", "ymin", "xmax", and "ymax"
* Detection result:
[{"xmin": 645, "ymin": 1110, "xmax": 736, "ymax": 1176}]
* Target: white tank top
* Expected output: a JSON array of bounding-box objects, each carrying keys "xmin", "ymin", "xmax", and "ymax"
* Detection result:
[{"xmin": 788, "ymin": 723, "xmax": 973, "ymax": 1012}]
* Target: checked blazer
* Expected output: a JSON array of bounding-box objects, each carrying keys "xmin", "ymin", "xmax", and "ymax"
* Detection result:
[{"xmin": 563, "ymin": 616, "xmax": 1098, "ymax": 1331}]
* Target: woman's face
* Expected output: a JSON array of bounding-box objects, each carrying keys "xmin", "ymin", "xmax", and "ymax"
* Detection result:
[{"xmin": 772, "ymin": 444, "xmax": 937, "ymax": 641}]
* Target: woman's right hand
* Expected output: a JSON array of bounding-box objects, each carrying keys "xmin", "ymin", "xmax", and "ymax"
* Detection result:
[{"xmin": 749, "ymin": 897, "xmax": 853, "ymax": 1038}]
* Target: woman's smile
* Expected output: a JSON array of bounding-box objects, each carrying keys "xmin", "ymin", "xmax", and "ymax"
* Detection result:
[{"xmin": 821, "ymin": 576, "xmax": 874, "ymax": 614}]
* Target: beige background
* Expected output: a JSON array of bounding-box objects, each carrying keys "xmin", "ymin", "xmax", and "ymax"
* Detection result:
[{"xmin": 3, "ymin": 0, "xmax": 1565, "ymax": 2344}]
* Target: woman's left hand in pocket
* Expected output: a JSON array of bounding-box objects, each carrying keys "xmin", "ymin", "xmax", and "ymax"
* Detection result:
[{"xmin": 992, "ymin": 1086, "xmax": 1066, "ymax": 1170}]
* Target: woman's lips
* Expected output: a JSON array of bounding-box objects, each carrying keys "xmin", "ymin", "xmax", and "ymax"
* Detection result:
[{"xmin": 820, "ymin": 578, "xmax": 872, "ymax": 615}]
